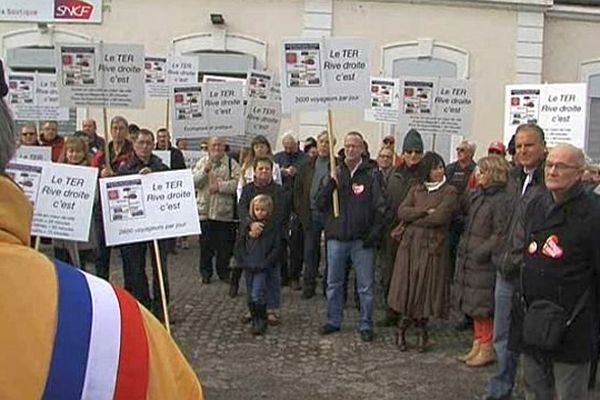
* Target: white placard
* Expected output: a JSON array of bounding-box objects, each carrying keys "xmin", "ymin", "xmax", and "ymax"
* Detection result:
[
  {"xmin": 280, "ymin": 37, "xmax": 370, "ymax": 113},
  {"xmin": 144, "ymin": 55, "xmax": 199, "ymax": 98},
  {"xmin": 247, "ymin": 70, "xmax": 273, "ymax": 100},
  {"xmin": 181, "ymin": 150, "xmax": 204, "ymax": 168},
  {"xmin": 171, "ymin": 81, "xmax": 245, "ymax": 139},
  {"xmin": 7, "ymin": 161, "xmax": 98, "ymax": 241},
  {"xmin": 0, "ymin": 0, "xmax": 102, "ymax": 23},
  {"xmin": 14, "ymin": 146, "xmax": 52, "ymax": 162},
  {"xmin": 99, "ymin": 169, "xmax": 201, "ymax": 246},
  {"xmin": 364, "ymin": 77, "xmax": 401, "ymax": 124},
  {"xmin": 153, "ymin": 150, "xmax": 171, "ymax": 168},
  {"xmin": 245, "ymin": 98, "xmax": 281, "ymax": 147},
  {"xmin": 7, "ymin": 73, "xmax": 69, "ymax": 121},
  {"xmin": 397, "ymin": 77, "xmax": 474, "ymax": 137},
  {"xmin": 56, "ymin": 42, "xmax": 145, "ymax": 108},
  {"xmin": 504, "ymin": 83, "xmax": 588, "ymax": 148}
]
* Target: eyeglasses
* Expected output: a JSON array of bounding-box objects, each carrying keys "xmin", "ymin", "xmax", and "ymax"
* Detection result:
[
  {"xmin": 404, "ymin": 150, "xmax": 422, "ymax": 155},
  {"xmin": 545, "ymin": 161, "xmax": 582, "ymax": 172}
]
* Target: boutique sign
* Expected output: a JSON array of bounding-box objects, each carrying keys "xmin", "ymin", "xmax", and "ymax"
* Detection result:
[{"xmin": 0, "ymin": 0, "xmax": 102, "ymax": 23}]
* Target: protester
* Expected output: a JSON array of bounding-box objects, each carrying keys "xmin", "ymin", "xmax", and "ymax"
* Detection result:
[
  {"xmin": 304, "ymin": 139, "xmax": 318, "ymax": 159},
  {"xmin": 274, "ymin": 132, "xmax": 307, "ymax": 289},
  {"xmin": 128, "ymin": 123, "xmax": 140, "ymax": 142},
  {"xmin": 156, "ymin": 128, "xmax": 186, "ymax": 170},
  {"xmin": 117, "ymin": 129, "xmax": 170, "ymax": 321},
  {"xmin": 376, "ymin": 146, "xmax": 395, "ymax": 186},
  {"xmin": 90, "ymin": 115, "xmax": 134, "ymax": 280},
  {"xmin": 39, "ymin": 121, "xmax": 64, "ymax": 162},
  {"xmin": 234, "ymin": 194, "xmax": 282, "ymax": 336},
  {"xmin": 484, "ymin": 123, "xmax": 547, "ymax": 400},
  {"xmin": 237, "ymin": 135, "xmax": 282, "ymax": 199},
  {"xmin": 176, "ymin": 137, "xmax": 189, "ymax": 151},
  {"xmin": 192, "ymin": 137, "xmax": 240, "ymax": 285},
  {"xmin": 81, "ymin": 118, "xmax": 106, "ymax": 155},
  {"xmin": 454, "ymin": 155, "xmax": 511, "ymax": 367},
  {"xmin": 387, "ymin": 152, "xmax": 457, "ymax": 352},
  {"xmin": 19, "ymin": 123, "xmax": 39, "ymax": 146},
  {"xmin": 317, "ymin": 131, "xmax": 387, "ymax": 342},
  {"xmin": 382, "ymin": 134, "xmax": 403, "ymax": 166},
  {"xmin": 294, "ymin": 131, "xmax": 334, "ymax": 299},
  {"xmin": 238, "ymin": 156, "xmax": 288, "ymax": 325},
  {"xmin": 508, "ymin": 144, "xmax": 600, "ymax": 400},
  {"xmin": 0, "ymin": 96, "xmax": 203, "ymax": 399},
  {"xmin": 52, "ymin": 136, "xmax": 95, "ymax": 269},
  {"xmin": 377, "ymin": 129, "xmax": 424, "ymax": 327}
]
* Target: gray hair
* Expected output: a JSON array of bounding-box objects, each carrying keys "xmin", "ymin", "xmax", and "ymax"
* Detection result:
[
  {"xmin": 550, "ymin": 143, "xmax": 585, "ymax": 168},
  {"xmin": 281, "ymin": 131, "xmax": 297, "ymax": 144},
  {"xmin": 460, "ymin": 140, "xmax": 477, "ymax": 155},
  {"xmin": 0, "ymin": 99, "xmax": 17, "ymax": 172}
]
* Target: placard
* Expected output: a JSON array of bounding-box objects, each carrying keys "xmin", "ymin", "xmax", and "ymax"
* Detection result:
[
  {"xmin": 144, "ymin": 55, "xmax": 199, "ymax": 98},
  {"xmin": 280, "ymin": 37, "xmax": 370, "ymax": 113},
  {"xmin": 14, "ymin": 146, "xmax": 52, "ymax": 162},
  {"xmin": 99, "ymin": 169, "xmax": 201, "ymax": 246},
  {"xmin": 56, "ymin": 42, "xmax": 145, "ymax": 108},
  {"xmin": 7, "ymin": 161, "xmax": 98, "ymax": 241},
  {"xmin": 181, "ymin": 150, "xmax": 204, "ymax": 168},
  {"xmin": 171, "ymin": 81, "xmax": 245, "ymax": 139},
  {"xmin": 396, "ymin": 77, "xmax": 474, "ymax": 137},
  {"xmin": 7, "ymin": 73, "xmax": 69, "ymax": 121},
  {"xmin": 364, "ymin": 77, "xmax": 401, "ymax": 124},
  {"xmin": 0, "ymin": 0, "xmax": 103, "ymax": 23},
  {"xmin": 504, "ymin": 83, "xmax": 588, "ymax": 148},
  {"xmin": 247, "ymin": 70, "xmax": 272, "ymax": 100},
  {"xmin": 245, "ymin": 98, "xmax": 281, "ymax": 147},
  {"xmin": 144, "ymin": 56, "xmax": 168, "ymax": 97}
]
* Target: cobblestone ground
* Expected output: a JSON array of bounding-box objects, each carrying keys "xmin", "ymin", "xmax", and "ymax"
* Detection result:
[{"xmin": 71, "ymin": 240, "xmax": 598, "ymax": 400}]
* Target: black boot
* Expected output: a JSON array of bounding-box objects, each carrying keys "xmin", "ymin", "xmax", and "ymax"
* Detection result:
[
  {"xmin": 252, "ymin": 303, "xmax": 267, "ymax": 336},
  {"xmin": 416, "ymin": 319, "xmax": 429, "ymax": 353},
  {"xmin": 229, "ymin": 269, "xmax": 242, "ymax": 298},
  {"xmin": 396, "ymin": 318, "xmax": 411, "ymax": 352}
]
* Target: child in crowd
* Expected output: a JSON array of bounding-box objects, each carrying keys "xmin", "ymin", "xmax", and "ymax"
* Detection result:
[
  {"xmin": 234, "ymin": 194, "xmax": 281, "ymax": 335},
  {"xmin": 53, "ymin": 136, "xmax": 96, "ymax": 269}
]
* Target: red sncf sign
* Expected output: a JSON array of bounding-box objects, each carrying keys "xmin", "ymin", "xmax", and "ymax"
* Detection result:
[{"xmin": 54, "ymin": 0, "xmax": 94, "ymax": 20}]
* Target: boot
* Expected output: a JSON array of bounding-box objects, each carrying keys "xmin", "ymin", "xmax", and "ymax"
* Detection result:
[
  {"xmin": 466, "ymin": 343, "xmax": 496, "ymax": 367},
  {"xmin": 457, "ymin": 340, "xmax": 481, "ymax": 362},
  {"xmin": 252, "ymin": 303, "xmax": 267, "ymax": 336},
  {"xmin": 229, "ymin": 269, "xmax": 242, "ymax": 298},
  {"xmin": 416, "ymin": 319, "xmax": 429, "ymax": 353},
  {"xmin": 395, "ymin": 318, "xmax": 411, "ymax": 352}
]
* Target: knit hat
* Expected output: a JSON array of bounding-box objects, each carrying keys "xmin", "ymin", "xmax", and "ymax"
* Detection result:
[{"xmin": 402, "ymin": 129, "xmax": 423, "ymax": 153}]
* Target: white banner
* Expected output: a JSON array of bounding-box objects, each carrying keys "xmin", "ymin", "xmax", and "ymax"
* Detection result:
[
  {"xmin": 14, "ymin": 146, "xmax": 52, "ymax": 162},
  {"xmin": 144, "ymin": 55, "xmax": 199, "ymax": 98},
  {"xmin": 280, "ymin": 37, "xmax": 370, "ymax": 113},
  {"xmin": 7, "ymin": 73, "xmax": 69, "ymax": 121},
  {"xmin": 181, "ymin": 150, "xmax": 204, "ymax": 168},
  {"xmin": 152, "ymin": 150, "xmax": 171, "ymax": 168},
  {"xmin": 0, "ymin": 0, "xmax": 103, "ymax": 23},
  {"xmin": 396, "ymin": 77, "xmax": 474, "ymax": 137},
  {"xmin": 504, "ymin": 83, "xmax": 588, "ymax": 148},
  {"xmin": 364, "ymin": 77, "xmax": 401, "ymax": 124},
  {"xmin": 99, "ymin": 169, "xmax": 201, "ymax": 246},
  {"xmin": 171, "ymin": 81, "xmax": 245, "ymax": 139},
  {"xmin": 56, "ymin": 42, "xmax": 145, "ymax": 108},
  {"xmin": 6, "ymin": 161, "xmax": 98, "ymax": 241}
]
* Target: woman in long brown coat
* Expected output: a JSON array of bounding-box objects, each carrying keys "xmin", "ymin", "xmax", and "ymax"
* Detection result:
[
  {"xmin": 388, "ymin": 152, "xmax": 457, "ymax": 352},
  {"xmin": 454, "ymin": 155, "xmax": 511, "ymax": 367}
]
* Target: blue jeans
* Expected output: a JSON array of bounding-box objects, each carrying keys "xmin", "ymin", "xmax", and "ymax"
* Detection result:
[
  {"xmin": 486, "ymin": 274, "xmax": 518, "ymax": 399},
  {"xmin": 326, "ymin": 239, "xmax": 374, "ymax": 332},
  {"xmin": 266, "ymin": 261, "xmax": 281, "ymax": 310},
  {"xmin": 303, "ymin": 210, "xmax": 326, "ymax": 292},
  {"xmin": 245, "ymin": 269, "xmax": 268, "ymax": 305}
]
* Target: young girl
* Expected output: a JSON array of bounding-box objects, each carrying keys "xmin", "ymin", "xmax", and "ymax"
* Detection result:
[
  {"xmin": 53, "ymin": 136, "xmax": 95, "ymax": 269},
  {"xmin": 234, "ymin": 194, "xmax": 281, "ymax": 335}
]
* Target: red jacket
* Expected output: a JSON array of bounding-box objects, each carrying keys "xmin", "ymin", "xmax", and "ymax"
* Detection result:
[{"xmin": 39, "ymin": 135, "xmax": 64, "ymax": 162}]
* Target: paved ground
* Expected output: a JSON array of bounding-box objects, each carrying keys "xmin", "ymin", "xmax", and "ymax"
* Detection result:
[{"xmin": 69, "ymin": 240, "xmax": 598, "ymax": 400}]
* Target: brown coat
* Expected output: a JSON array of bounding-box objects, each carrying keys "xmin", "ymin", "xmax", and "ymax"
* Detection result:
[
  {"xmin": 387, "ymin": 182, "xmax": 457, "ymax": 319},
  {"xmin": 454, "ymin": 186, "xmax": 511, "ymax": 318}
]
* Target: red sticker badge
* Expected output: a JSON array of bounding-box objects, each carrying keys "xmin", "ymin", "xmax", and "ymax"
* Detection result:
[
  {"xmin": 542, "ymin": 235, "xmax": 563, "ymax": 259},
  {"xmin": 352, "ymin": 184, "xmax": 365, "ymax": 195}
]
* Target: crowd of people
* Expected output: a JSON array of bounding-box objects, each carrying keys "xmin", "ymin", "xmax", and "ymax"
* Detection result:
[{"xmin": 10, "ymin": 105, "xmax": 600, "ymax": 399}]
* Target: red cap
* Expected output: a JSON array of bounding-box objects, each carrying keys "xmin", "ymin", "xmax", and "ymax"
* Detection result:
[{"xmin": 488, "ymin": 141, "xmax": 506, "ymax": 155}]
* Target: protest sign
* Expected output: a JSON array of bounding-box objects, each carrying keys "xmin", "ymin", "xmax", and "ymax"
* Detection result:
[
  {"xmin": 504, "ymin": 83, "xmax": 588, "ymax": 148},
  {"xmin": 7, "ymin": 161, "xmax": 98, "ymax": 241},
  {"xmin": 396, "ymin": 77, "xmax": 474, "ymax": 137},
  {"xmin": 153, "ymin": 150, "xmax": 171, "ymax": 168},
  {"xmin": 245, "ymin": 98, "xmax": 281, "ymax": 146},
  {"xmin": 7, "ymin": 73, "xmax": 69, "ymax": 121},
  {"xmin": 247, "ymin": 70, "xmax": 272, "ymax": 100},
  {"xmin": 145, "ymin": 55, "xmax": 199, "ymax": 98},
  {"xmin": 99, "ymin": 169, "xmax": 201, "ymax": 246},
  {"xmin": 56, "ymin": 42, "xmax": 145, "ymax": 108},
  {"xmin": 14, "ymin": 146, "xmax": 52, "ymax": 162},
  {"xmin": 181, "ymin": 150, "xmax": 204, "ymax": 168},
  {"xmin": 280, "ymin": 37, "xmax": 370, "ymax": 113},
  {"xmin": 364, "ymin": 77, "xmax": 401, "ymax": 124},
  {"xmin": 171, "ymin": 81, "xmax": 245, "ymax": 139}
]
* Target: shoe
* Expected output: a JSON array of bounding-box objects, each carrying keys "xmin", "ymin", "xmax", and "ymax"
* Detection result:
[
  {"xmin": 466, "ymin": 344, "xmax": 496, "ymax": 367},
  {"xmin": 457, "ymin": 340, "xmax": 481, "ymax": 362},
  {"xmin": 267, "ymin": 310, "xmax": 280, "ymax": 326},
  {"xmin": 396, "ymin": 318, "xmax": 411, "ymax": 351},
  {"xmin": 289, "ymin": 279, "xmax": 301, "ymax": 291},
  {"xmin": 301, "ymin": 289, "xmax": 315, "ymax": 300},
  {"xmin": 319, "ymin": 324, "xmax": 340, "ymax": 335},
  {"xmin": 201, "ymin": 277, "xmax": 211, "ymax": 284},
  {"xmin": 251, "ymin": 303, "xmax": 267, "ymax": 336},
  {"xmin": 360, "ymin": 330, "xmax": 374, "ymax": 342}
]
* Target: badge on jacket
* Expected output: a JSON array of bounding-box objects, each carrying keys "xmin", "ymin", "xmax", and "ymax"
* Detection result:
[
  {"xmin": 528, "ymin": 241, "xmax": 537, "ymax": 255},
  {"xmin": 352, "ymin": 183, "xmax": 364, "ymax": 195},
  {"xmin": 541, "ymin": 234, "xmax": 563, "ymax": 259}
]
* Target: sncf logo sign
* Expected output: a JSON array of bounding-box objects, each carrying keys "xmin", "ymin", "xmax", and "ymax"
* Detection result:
[{"xmin": 54, "ymin": 0, "xmax": 94, "ymax": 20}]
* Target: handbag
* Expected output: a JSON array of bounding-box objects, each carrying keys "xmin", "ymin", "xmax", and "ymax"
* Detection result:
[{"xmin": 521, "ymin": 287, "xmax": 590, "ymax": 351}]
